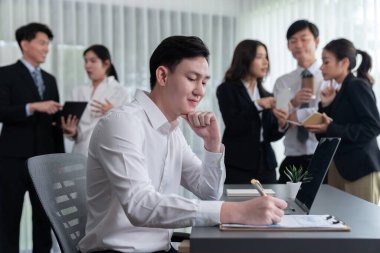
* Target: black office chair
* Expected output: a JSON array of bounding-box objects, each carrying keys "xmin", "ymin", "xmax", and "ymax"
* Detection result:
[
  {"xmin": 28, "ymin": 153, "xmax": 189, "ymax": 253},
  {"xmin": 28, "ymin": 153, "xmax": 87, "ymax": 253}
]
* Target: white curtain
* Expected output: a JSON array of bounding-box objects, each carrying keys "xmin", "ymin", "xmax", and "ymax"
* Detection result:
[{"xmin": 1, "ymin": 0, "xmax": 380, "ymax": 251}]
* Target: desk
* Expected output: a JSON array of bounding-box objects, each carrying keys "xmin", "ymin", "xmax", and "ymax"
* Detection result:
[{"xmin": 190, "ymin": 184, "xmax": 380, "ymax": 253}]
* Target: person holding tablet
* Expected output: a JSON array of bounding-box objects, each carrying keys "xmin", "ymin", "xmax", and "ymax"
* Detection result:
[{"xmin": 61, "ymin": 44, "xmax": 128, "ymax": 156}]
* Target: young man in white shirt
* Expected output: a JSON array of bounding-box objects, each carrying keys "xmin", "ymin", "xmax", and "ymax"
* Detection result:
[
  {"xmin": 273, "ymin": 20, "xmax": 324, "ymax": 183},
  {"xmin": 78, "ymin": 36, "xmax": 287, "ymax": 253}
]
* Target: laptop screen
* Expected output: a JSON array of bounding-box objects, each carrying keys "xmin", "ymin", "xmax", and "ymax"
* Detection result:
[{"xmin": 295, "ymin": 137, "xmax": 341, "ymax": 212}]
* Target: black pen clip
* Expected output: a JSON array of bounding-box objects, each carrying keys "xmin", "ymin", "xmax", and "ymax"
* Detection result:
[{"xmin": 326, "ymin": 215, "xmax": 342, "ymax": 225}]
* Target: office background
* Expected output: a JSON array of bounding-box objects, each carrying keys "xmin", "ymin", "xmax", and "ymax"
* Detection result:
[{"xmin": 0, "ymin": 0, "xmax": 379, "ymax": 251}]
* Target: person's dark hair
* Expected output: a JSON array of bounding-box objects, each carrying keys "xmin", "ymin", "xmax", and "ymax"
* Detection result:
[
  {"xmin": 324, "ymin": 38, "xmax": 374, "ymax": 85},
  {"xmin": 224, "ymin": 39, "xmax": 270, "ymax": 95},
  {"xmin": 149, "ymin": 36, "xmax": 209, "ymax": 90},
  {"xmin": 84, "ymin": 44, "xmax": 118, "ymax": 81},
  {"xmin": 15, "ymin": 22, "xmax": 54, "ymax": 51},
  {"xmin": 286, "ymin": 20, "xmax": 319, "ymax": 40}
]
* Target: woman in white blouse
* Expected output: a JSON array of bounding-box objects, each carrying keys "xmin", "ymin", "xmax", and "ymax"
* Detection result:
[{"xmin": 61, "ymin": 45, "xmax": 129, "ymax": 156}]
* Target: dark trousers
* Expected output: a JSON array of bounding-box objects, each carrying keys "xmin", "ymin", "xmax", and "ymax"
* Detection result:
[
  {"xmin": 225, "ymin": 143, "xmax": 277, "ymax": 184},
  {"xmin": 277, "ymin": 155, "xmax": 313, "ymax": 183},
  {"xmin": 0, "ymin": 157, "xmax": 52, "ymax": 253}
]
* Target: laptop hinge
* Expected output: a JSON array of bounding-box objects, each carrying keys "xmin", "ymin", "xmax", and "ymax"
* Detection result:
[{"xmin": 295, "ymin": 198, "xmax": 310, "ymax": 214}]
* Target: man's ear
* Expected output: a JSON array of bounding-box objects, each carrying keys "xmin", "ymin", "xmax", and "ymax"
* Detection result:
[
  {"xmin": 314, "ymin": 37, "xmax": 320, "ymax": 48},
  {"xmin": 20, "ymin": 40, "xmax": 28, "ymax": 52},
  {"xmin": 156, "ymin": 66, "xmax": 169, "ymax": 87}
]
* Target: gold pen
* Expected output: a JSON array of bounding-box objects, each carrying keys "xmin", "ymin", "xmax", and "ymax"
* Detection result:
[{"xmin": 250, "ymin": 179, "xmax": 267, "ymax": 196}]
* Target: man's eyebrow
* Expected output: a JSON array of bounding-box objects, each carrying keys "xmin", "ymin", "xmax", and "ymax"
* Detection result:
[{"xmin": 188, "ymin": 71, "xmax": 211, "ymax": 80}]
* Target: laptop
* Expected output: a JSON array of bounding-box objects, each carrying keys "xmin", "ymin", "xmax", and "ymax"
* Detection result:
[{"xmin": 285, "ymin": 137, "xmax": 341, "ymax": 215}]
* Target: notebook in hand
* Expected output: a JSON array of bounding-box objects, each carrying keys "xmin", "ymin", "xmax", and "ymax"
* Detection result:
[
  {"xmin": 54, "ymin": 101, "xmax": 87, "ymax": 126},
  {"xmin": 287, "ymin": 112, "xmax": 329, "ymax": 126},
  {"xmin": 285, "ymin": 137, "xmax": 340, "ymax": 215}
]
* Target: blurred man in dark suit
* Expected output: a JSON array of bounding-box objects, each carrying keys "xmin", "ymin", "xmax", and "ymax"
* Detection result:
[{"xmin": 0, "ymin": 22, "xmax": 64, "ymax": 253}]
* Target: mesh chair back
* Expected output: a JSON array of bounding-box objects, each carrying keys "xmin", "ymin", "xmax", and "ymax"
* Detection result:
[{"xmin": 27, "ymin": 153, "xmax": 87, "ymax": 253}]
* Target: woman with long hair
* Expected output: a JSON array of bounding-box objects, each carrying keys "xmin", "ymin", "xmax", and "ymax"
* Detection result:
[
  {"xmin": 306, "ymin": 38, "xmax": 380, "ymax": 204},
  {"xmin": 61, "ymin": 44, "xmax": 129, "ymax": 156},
  {"xmin": 217, "ymin": 40, "xmax": 287, "ymax": 184}
]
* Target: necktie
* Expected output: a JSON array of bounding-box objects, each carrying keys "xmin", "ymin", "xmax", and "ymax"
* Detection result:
[
  {"xmin": 32, "ymin": 69, "xmax": 45, "ymax": 99},
  {"xmin": 297, "ymin": 69, "xmax": 314, "ymax": 143}
]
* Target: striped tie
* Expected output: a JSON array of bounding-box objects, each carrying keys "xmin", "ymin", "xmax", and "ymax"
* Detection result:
[{"xmin": 32, "ymin": 69, "xmax": 45, "ymax": 99}]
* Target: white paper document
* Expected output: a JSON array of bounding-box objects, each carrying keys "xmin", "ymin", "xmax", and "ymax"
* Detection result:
[
  {"xmin": 226, "ymin": 188, "xmax": 276, "ymax": 197},
  {"xmin": 220, "ymin": 215, "xmax": 350, "ymax": 231}
]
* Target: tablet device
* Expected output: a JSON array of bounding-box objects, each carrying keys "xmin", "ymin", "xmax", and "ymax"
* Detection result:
[{"xmin": 55, "ymin": 101, "xmax": 87, "ymax": 126}]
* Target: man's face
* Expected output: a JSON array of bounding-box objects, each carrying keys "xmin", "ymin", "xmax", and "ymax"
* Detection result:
[
  {"xmin": 21, "ymin": 32, "xmax": 50, "ymax": 67},
  {"xmin": 287, "ymin": 28, "xmax": 319, "ymax": 66},
  {"xmin": 161, "ymin": 56, "xmax": 210, "ymax": 121}
]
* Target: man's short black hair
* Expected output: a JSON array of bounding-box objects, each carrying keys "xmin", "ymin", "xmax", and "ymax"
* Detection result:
[
  {"xmin": 149, "ymin": 36, "xmax": 210, "ymax": 90},
  {"xmin": 286, "ymin": 20, "xmax": 319, "ymax": 40},
  {"xmin": 15, "ymin": 22, "xmax": 54, "ymax": 50}
]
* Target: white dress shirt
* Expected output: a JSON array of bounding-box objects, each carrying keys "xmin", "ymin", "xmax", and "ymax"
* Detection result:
[
  {"xmin": 78, "ymin": 90, "xmax": 225, "ymax": 253},
  {"xmin": 273, "ymin": 60, "xmax": 325, "ymax": 156},
  {"xmin": 69, "ymin": 76, "xmax": 128, "ymax": 156}
]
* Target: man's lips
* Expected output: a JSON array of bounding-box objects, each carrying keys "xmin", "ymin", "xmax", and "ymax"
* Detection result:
[{"xmin": 188, "ymin": 99, "xmax": 199, "ymax": 106}]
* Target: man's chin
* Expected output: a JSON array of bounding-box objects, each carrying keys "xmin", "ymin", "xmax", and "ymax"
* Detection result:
[{"xmin": 182, "ymin": 109, "xmax": 195, "ymax": 115}]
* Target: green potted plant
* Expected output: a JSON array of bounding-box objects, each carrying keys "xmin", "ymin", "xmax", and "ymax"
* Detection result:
[
  {"xmin": 284, "ymin": 165, "xmax": 313, "ymax": 183},
  {"xmin": 284, "ymin": 165, "xmax": 313, "ymax": 199}
]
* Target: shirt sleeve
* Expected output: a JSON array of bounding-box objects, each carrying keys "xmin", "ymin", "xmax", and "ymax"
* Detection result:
[
  {"xmin": 92, "ymin": 111, "xmax": 223, "ymax": 228},
  {"xmin": 179, "ymin": 138, "xmax": 226, "ymax": 201}
]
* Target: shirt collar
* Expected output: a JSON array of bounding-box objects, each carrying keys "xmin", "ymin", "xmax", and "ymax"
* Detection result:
[
  {"xmin": 134, "ymin": 89, "xmax": 179, "ymax": 133},
  {"xmin": 241, "ymin": 80, "xmax": 260, "ymax": 97},
  {"xmin": 296, "ymin": 60, "xmax": 321, "ymax": 76},
  {"xmin": 20, "ymin": 58, "xmax": 40, "ymax": 73}
]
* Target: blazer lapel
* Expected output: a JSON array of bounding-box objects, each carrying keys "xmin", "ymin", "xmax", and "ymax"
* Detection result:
[
  {"xmin": 41, "ymin": 70, "xmax": 51, "ymax": 100},
  {"xmin": 331, "ymin": 74, "xmax": 354, "ymax": 113},
  {"xmin": 236, "ymin": 80, "xmax": 253, "ymax": 103}
]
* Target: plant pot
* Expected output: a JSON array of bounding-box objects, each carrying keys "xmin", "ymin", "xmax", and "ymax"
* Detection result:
[{"xmin": 286, "ymin": 181, "xmax": 302, "ymax": 199}]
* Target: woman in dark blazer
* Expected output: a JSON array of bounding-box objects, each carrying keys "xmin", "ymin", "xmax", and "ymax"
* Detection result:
[
  {"xmin": 217, "ymin": 40, "xmax": 287, "ymax": 184},
  {"xmin": 306, "ymin": 38, "xmax": 380, "ymax": 204}
]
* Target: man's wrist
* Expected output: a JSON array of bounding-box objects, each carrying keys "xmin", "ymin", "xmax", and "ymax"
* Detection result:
[
  {"xmin": 65, "ymin": 129, "xmax": 77, "ymax": 139},
  {"xmin": 28, "ymin": 102, "xmax": 35, "ymax": 113},
  {"xmin": 204, "ymin": 140, "xmax": 222, "ymax": 153}
]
